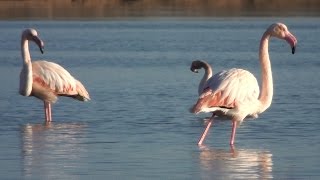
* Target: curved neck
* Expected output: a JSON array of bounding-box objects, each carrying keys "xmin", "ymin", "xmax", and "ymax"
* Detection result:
[
  {"xmin": 19, "ymin": 34, "xmax": 33, "ymax": 96},
  {"xmin": 198, "ymin": 61, "xmax": 213, "ymax": 95},
  {"xmin": 21, "ymin": 36, "xmax": 31, "ymax": 64},
  {"xmin": 258, "ymin": 32, "xmax": 273, "ymax": 113}
]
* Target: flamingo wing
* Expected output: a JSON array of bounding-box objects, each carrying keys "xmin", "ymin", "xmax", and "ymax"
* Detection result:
[
  {"xmin": 32, "ymin": 61, "xmax": 90, "ymax": 100},
  {"xmin": 193, "ymin": 68, "xmax": 260, "ymax": 112}
]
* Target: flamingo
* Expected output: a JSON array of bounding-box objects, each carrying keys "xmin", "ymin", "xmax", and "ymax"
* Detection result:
[
  {"xmin": 190, "ymin": 23, "xmax": 297, "ymax": 146},
  {"xmin": 19, "ymin": 28, "xmax": 90, "ymax": 122}
]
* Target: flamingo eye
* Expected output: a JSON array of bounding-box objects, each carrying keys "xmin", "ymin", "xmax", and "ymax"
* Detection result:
[{"xmin": 280, "ymin": 26, "xmax": 285, "ymax": 31}]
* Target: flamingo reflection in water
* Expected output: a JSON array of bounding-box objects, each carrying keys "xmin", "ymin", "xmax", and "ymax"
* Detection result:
[
  {"xmin": 199, "ymin": 146, "xmax": 273, "ymax": 179},
  {"xmin": 21, "ymin": 123, "xmax": 87, "ymax": 178}
]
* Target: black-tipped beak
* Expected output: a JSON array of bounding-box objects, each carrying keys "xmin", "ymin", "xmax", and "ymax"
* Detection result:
[
  {"xmin": 284, "ymin": 32, "xmax": 297, "ymax": 55},
  {"xmin": 40, "ymin": 47, "xmax": 44, "ymax": 54},
  {"xmin": 32, "ymin": 36, "xmax": 44, "ymax": 54},
  {"xmin": 190, "ymin": 67, "xmax": 198, "ymax": 73},
  {"xmin": 292, "ymin": 46, "xmax": 295, "ymax": 54}
]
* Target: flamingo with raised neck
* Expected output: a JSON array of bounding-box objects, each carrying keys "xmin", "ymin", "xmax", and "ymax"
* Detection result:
[
  {"xmin": 190, "ymin": 23, "xmax": 297, "ymax": 146},
  {"xmin": 19, "ymin": 28, "xmax": 90, "ymax": 122}
]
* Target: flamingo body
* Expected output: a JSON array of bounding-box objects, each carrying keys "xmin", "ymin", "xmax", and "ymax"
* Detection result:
[
  {"xmin": 19, "ymin": 28, "xmax": 90, "ymax": 122},
  {"xmin": 190, "ymin": 23, "xmax": 297, "ymax": 146},
  {"xmin": 192, "ymin": 68, "xmax": 260, "ymax": 119},
  {"xmin": 30, "ymin": 61, "xmax": 89, "ymax": 103}
]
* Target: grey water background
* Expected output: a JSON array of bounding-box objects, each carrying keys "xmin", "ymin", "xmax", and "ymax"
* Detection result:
[{"xmin": 0, "ymin": 18, "xmax": 319, "ymax": 179}]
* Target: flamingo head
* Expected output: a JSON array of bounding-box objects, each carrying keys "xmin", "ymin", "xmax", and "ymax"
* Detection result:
[
  {"xmin": 190, "ymin": 60, "xmax": 206, "ymax": 73},
  {"xmin": 268, "ymin": 23, "xmax": 297, "ymax": 54},
  {"xmin": 23, "ymin": 28, "xmax": 44, "ymax": 54}
]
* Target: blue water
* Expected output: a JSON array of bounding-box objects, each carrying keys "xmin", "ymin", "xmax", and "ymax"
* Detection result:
[{"xmin": 0, "ymin": 18, "xmax": 319, "ymax": 179}]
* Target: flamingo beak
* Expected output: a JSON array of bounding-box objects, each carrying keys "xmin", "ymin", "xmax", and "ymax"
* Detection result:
[
  {"xmin": 39, "ymin": 40, "xmax": 44, "ymax": 54},
  {"xmin": 40, "ymin": 46, "xmax": 44, "ymax": 54},
  {"xmin": 292, "ymin": 46, "xmax": 295, "ymax": 54},
  {"xmin": 190, "ymin": 67, "xmax": 199, "ymax": 73},
  {"xmin": 284, "ymin": 32, "xmax": 297, "ymax": 54},
  {"xmin": 33, "ymin": 36, "xmax": 44, "ymax": 54}
]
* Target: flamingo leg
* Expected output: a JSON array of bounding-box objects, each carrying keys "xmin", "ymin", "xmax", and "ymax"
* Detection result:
[
  {"xmin": 43, "ymin": 102, "xmax": 52, "ymax": 122},
  {"xmin": 48, "ymin": 103, "xmax": 52, "ymax": 122},
  {"xmin": 197, "ymin": 114, "xmax": 214, "ymax": 146},
  {"xmin": 230, "ymin": 121, "xmax": 237, "ymax": 145},
  {"xmin": 44, "ymin": 102, "xmax": 48, "ymax": 122}
]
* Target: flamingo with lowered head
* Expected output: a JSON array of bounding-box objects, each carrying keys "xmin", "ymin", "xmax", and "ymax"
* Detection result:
[
  {"xmin": 190, "ymin": 23, "xmax": 297, "ymax": 146},
  {"xmin": 19, "ymin": 28, "xmax": 90, "ymax": 122}
]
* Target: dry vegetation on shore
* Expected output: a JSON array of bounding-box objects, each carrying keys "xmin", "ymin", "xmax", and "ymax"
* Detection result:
[{"xmin": 0, "ymin": 0, "xmax": 319, "ymax": 19}]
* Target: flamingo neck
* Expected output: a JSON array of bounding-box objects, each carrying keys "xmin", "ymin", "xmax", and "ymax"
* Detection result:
[
  {"xmin": 258, "ymin": 32, "xmax": 273, "ymax": 113},
  {"xmin": 21, "ymin": 37, "xmax": 31, "ymax": 64},
  {"xmin": 198, "ymin": 61, "xmax": 213, "ymax": 95},
  {"xmin": 19, "ymin": 36, "xmax": 33, "ymax": 96}
]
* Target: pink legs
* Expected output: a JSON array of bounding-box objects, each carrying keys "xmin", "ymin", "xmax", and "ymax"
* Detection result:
[
  {"xmin": 230, "ymin": 121, "xmax": 237, "ymax": 145},
  {"xmin": 197, "ymin": 114, "xmax": 238, "ymax": 146},
  {"xmin": 198, "ymin": 114, "xmax": 214, "ymax": 145},
  {"xmin": 43, "ymin": 101, "xmax": 52, "ymax": 122},
  {"xmin": 197, "ymin": 119, "xmax": 213, "ymax": 145}
]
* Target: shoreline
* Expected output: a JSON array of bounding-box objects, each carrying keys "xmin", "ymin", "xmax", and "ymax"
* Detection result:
[{"xmin": 0, "ymin": 0, "xmax": 319, "ymax": 20}]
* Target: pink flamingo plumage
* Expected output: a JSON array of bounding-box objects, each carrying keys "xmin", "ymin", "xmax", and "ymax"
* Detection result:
[
  {"xmin": 190, "ymin": 23, "xmax": 297, "ymax": 146},
  {"xmin": 19, "ymin": 28, "xmax": 90, "ymax": 122}
]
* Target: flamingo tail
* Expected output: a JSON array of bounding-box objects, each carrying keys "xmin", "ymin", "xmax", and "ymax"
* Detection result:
[{"xmin": 74, "ymin": 80, "xmax": 90, "ymax": 101}]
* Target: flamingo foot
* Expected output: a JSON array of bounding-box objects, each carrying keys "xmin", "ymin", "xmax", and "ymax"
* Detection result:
[{"xmin": 230, "ymin": 144, "xmax": 235, "ymax": 153}]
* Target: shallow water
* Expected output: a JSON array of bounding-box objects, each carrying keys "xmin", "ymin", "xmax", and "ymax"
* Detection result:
[{"xmin": 0, "ymin": 18, "xmax": 319, "ymax": 179}]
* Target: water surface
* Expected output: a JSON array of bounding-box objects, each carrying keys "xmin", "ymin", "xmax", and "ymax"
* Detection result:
[{"xmin": 0, "ymin": 18, "xmax": 319, "ymax": 179}]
